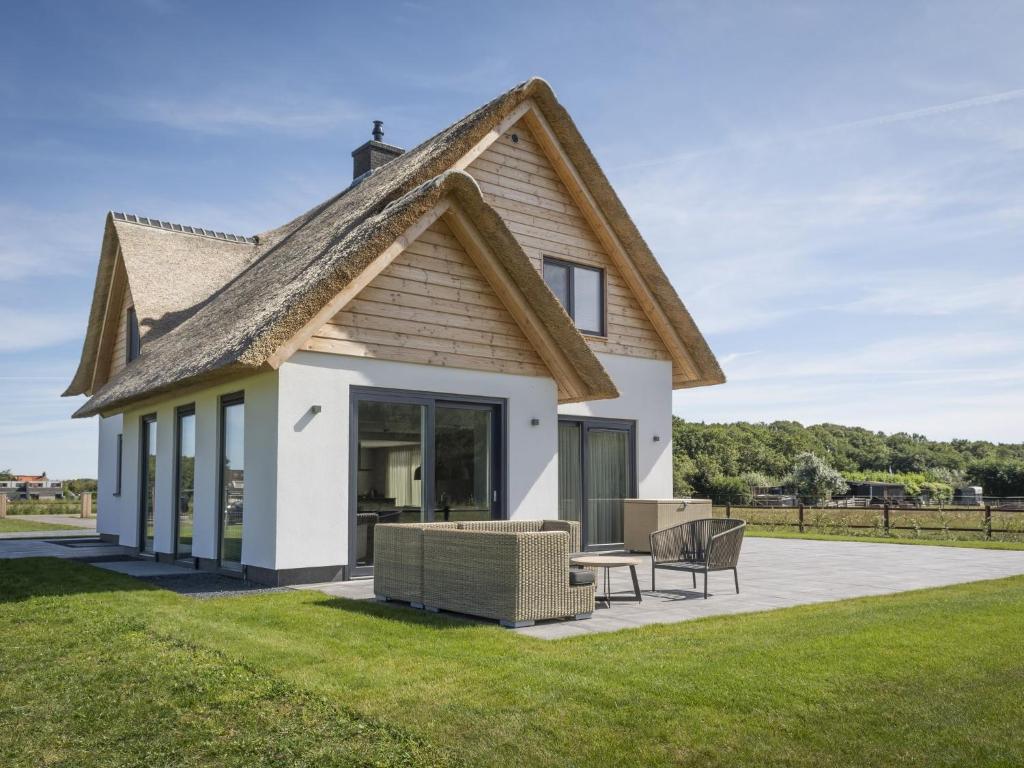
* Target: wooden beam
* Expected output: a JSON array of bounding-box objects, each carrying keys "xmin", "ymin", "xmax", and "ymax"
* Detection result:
[
  {"xmin": 265, "ymin": 199, "xmax": 452, "ymax": 369},
  {"xmin": 452, "ymin": 101, "xmax": 532, "ymax": 172},
  {"xmin": 520, "ymin": 104, "xmax": 700, "ymax": 382},
  {"xmin": 90, "ymin": 247, "xmax": 127, "ymax": 394},
  {"xmin": 442, "ymin": 204, "xmax": 588, "ymax": 402}
]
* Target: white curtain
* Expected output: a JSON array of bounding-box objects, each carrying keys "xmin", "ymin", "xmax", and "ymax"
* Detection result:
[{"xmin": 386, "ymin": 446, "xmax": 422, "ymax": 507}]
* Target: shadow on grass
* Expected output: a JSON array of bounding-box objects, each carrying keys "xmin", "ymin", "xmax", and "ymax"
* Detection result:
[
  {"xmin": 0, "ymin": 557, "xmax": 156, "ymax": 604},
  {"xmin": 312, "ymin": 594, "xmax": 493, "ymax": 631}
]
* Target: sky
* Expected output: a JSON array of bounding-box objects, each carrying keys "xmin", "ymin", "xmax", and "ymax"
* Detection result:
[{"xmin": 1, "ymin": 1, "xmax": 1022, "ymax": 478}]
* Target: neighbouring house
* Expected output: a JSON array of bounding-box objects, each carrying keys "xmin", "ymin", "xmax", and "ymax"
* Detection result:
[
  {"xmin": 64, "ymin": 78, "xmax": 724, "ymax": 585},
  {"xmin": 0, "ymin": 473, "xmax": 64, "ymax": 500}
]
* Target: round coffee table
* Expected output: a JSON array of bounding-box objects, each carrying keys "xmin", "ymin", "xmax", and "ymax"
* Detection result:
[{"xmin": 570, "ymin": 555, "xmax": 644, "ymax": 606}]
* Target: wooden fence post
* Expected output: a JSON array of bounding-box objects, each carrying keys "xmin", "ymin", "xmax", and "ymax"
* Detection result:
[
  {"xmin": 984, "ymin": 505, "xmax": 992, "ymax": 540},
  {"xmin": 80, "ymin": 492, "xmax": 92, "ymax": 519},
  {"xmin": 0, "ymin": 494, "xmax": 7, "ymax": 519},
  {"xmin": 883, "ymin": 503, "xmax": 890, "ymax": 535},
  {"xmin": 725, "ymin": 503, "xmax": 731, "ymax": 519},
  {"xmin": 798, "ymin": 504, "xmax": 805, "ymax": 533}
]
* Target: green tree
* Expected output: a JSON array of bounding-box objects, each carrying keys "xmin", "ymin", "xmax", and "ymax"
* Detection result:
[{"xmin": 790, "ymin": 452, "xmax": 847, "ymax": 503}]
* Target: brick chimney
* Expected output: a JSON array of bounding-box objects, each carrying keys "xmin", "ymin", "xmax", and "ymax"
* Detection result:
[{"xmin": 351, "ymin": 120, "xmax": 404, "ymax": 179}]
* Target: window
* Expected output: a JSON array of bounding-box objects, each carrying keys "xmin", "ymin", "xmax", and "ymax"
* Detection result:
[
  {"xmin": 542, "ymin": 258, "xmax": 605, "ymax": 336},
  {"xmin": 175, "ymin": 406, "xmax": 196, "ymax": 560},
  {"xmin": 126, "ymin": 306, "xmax": 141, "ymax": 363},
  {"xmin": 219, "ymin": 393, "xmax": 245, "ymax": 570},
  {"xmin": 139, "ymin": 415, "xmax": 157, "ymax": 554},
  {"xmin": 113, "ymin": 434, "xmax": 123, "ymax": 496}
]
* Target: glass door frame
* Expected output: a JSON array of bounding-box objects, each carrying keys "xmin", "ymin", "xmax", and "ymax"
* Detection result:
[
  {"xmin": 557, "ymin": 415, "xmax": 637, "ymax": 550},
  {"xmin": 348, "ymin": 387, "xmax": 507, "ymax": 577},
  {"xmin": 173, "ymin": 403, "xmax": 196, "ymax": 562},
  {"xmin": 217, "ymin": 392, "xmax": 245, "ymax": 571},
  {"xmin": 138, "ymin": 413, "xmax": 157, "ymax": 554}
]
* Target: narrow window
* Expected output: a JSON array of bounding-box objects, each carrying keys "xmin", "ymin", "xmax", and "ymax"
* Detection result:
[
  {"xmin": 219, "ymin": 393, "xmax": 245, "ymax": 570},
  {"xmin": 542, "ymin": 257, "xmax": 605, "ymax": 336},
  {"xmin": 113, "ymin": 434, "xmax": 123, "ymax": 496},
  {"xmin": 126, "ymin": 306, "xmax": 141, "ymax": 363}
]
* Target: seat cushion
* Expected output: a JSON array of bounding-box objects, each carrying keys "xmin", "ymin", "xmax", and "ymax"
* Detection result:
[{"xmin": 569, "ymin": 569, "xmax": 596, "ymax": 586}]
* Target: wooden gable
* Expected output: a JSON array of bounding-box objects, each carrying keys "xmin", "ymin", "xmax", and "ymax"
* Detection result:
[
  {"xmin": 303, "ymin": 217, "xmax": 551, "ymax": 378},
  {"xmin": 466, "ymin": 119, "xmax": 670, "ymax": 363},
  {"xmin": 88, "ymin": 251, "xmax": 136, "ymax": 391}
]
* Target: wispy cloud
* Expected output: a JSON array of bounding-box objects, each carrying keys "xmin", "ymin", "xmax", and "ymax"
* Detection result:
[
  {"xmin": 0, "ymin": 307, "xmax": 85, "ymax": 352},
  {"xmin": 114, "ymin": 91, "xmax": 365, "ymax": 136},
  {"xmin": 825, "ymin": 87, "xmax": 1024, "ymax": 133},
  {"xmin": 0, "ymin": 205, "xmax": 98, "ymax": 283}
]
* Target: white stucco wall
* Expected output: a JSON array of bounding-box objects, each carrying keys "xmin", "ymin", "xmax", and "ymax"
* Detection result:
[
  {"xmin": 274, "ymin": 351, "xmax": 560, "ymax": 571},
  {"xmin": 96, "ymin": 413, "xmax": 125, "ymax": 537},
  {"xmin": 100, "ymin": 372, "xmax": 278, "ymax": 569},
  {"xmin": 558, "ymin": 352, "xmax": 674, "ymax": 499}
]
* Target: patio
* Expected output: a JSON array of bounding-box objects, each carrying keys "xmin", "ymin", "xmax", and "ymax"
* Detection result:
[{"xmin": 300, "ymin": 536, "xmax": 1024, "ymax": 639}]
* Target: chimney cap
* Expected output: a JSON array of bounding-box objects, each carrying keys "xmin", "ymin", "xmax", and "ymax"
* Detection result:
[{"xmin": 372, "ymin": 120, "xmax": 384, "ymax": 142}]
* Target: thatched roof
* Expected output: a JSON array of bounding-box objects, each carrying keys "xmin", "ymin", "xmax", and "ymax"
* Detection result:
[
  {"xmin": 64, "ymin": 214, "xmax": 260, "ymax": 396},
  {"xmin": 68, "ymin": 77, "xmax": 722, "ymax": 418}
]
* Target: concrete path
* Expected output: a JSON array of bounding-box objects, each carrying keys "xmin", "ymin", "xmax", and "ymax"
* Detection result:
[
  {"xmin": 298, "ymin": 537, "xmax": 1024, "ymax": 639},
  {"xmin": 0, "ymin": 536, "xmax": 133, "ymax": 559}
]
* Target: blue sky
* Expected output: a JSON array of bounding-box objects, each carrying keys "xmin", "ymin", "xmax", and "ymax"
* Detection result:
[{"xmin": 2, "ymin": 1, "xmax": 1022, "ymax": 478}]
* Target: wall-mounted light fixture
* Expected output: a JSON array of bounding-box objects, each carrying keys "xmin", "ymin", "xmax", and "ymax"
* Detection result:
[
  {"xmin": 652, "ymin": 435, "xmax": 661, "ymax": 442},
  {"xmin": 310, "ymin": 405, "xmax": 322, "ymax": 415},
  {"xmin": 530, "ymin": 418, "xmax": 541, "ymax": 426}
]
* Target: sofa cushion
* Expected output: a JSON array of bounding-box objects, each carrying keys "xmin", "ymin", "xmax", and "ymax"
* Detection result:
[{"xmin": 569, "ymin": 569, "xmax": 595, "ymax": 586}]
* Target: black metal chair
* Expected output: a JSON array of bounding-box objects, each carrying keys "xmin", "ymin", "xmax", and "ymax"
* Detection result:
[{"xmin": 649, "ymin": 518, "xmax": 746, "ymax": 598}]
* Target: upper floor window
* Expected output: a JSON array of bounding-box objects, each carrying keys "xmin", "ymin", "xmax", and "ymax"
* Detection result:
[
  {"xmin": 542, "ymin": 257, "xmax": 605, "ymax": 336},
  {"xmin": 126, "ymin": 306, "xmax": 141, "ymax": 363}
]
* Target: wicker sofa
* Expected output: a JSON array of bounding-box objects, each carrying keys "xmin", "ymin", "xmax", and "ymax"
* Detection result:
[{"xmin": 373, "ymin": 520, "xmax": 593, "ymax": 627}]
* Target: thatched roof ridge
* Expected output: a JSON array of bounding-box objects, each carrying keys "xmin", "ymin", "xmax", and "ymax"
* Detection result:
[{"xmin": 69, "ymin": 76, "xmax": 722, "ymax": 416}]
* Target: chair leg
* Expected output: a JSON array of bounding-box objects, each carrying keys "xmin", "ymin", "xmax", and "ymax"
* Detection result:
[
  {"xmin": 691, "ymin": 571, "xmax": 696, "ymax": 589},
  {"xmin": 734, "ymin": 568, "xmax": 740, "ymax": 594},
  {"xmin": 703, "ymin": 571, "xmax": 708, "ymax": 599},
  {"xmin": 651, "ymin": 566, "xmax": 656, "ymax": 592}
]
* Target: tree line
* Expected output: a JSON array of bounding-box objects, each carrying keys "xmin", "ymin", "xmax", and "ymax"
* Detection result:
[{"xmin": 672, "ymin": 419, "xmax": 1024, "ymax": 502}]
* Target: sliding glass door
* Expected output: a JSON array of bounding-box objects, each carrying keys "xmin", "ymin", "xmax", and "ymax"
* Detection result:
[
  {"xmin": 558, "ymin": 417, "xmax": 635, "ymax": 548},
  {"xmin": 351, "ymin": 390, "xmax": 504, "ymax": 572},
  {"xmin": 174, "ymin": 406, "xmax": 196, "ymax": 560},
  {"xmin": 139, "ymin": 415, "xmax": 157, "ymax": 554}
]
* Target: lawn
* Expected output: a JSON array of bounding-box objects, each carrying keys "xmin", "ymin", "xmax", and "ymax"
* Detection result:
[
  {"xmin": 0, "ymin": 518, "xmax": 82, "ymax": 533},
  {"xmin": 2, "ymin": 559, "xmax": 1024, "ymax": 767}
]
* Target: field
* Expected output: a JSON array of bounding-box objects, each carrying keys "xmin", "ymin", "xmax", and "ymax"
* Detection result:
[
  {"xmin": 715, "ymin": 505, "xmax": 1024, "ymax": 543},
  {"xmin": 2, "ymin": 557, "xmax": 1024, "ymax": 767}
]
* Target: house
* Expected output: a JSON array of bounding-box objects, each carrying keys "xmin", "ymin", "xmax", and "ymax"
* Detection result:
[
  {"xmin": 64, "ymin": 78, "xmax": 724, "ymax": 585},
  {"xmin": 0, "ymin": 473, "xmax": 64, "ymax": 500}
]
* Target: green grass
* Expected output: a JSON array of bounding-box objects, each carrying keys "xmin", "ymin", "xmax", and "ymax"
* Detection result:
[
  {"xmin": 746, "ymin": 528, "xmax": 1024, "ymax": 550},
  {"xmin": 3, "ymin": 559, "xmax": 1024, "ymax": 766},
  {"xmin": 0, "ymin": 518, "xmax": 82, "ymax": 533}
]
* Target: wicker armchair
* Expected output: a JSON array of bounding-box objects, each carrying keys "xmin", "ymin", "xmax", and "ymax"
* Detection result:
[{"xmin": 649, "ymin": 518, "xmax": 746, "ymax": 598}]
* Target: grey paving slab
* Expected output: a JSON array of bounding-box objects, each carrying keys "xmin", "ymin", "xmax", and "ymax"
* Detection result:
[{"xmin": 301, "ymin": 538, "xmax": 1024, "ymax": 639}]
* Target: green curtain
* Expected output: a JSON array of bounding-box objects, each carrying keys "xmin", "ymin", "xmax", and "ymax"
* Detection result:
[
  {"xmin": 557, "ymin": 422, "xmax": 582, "ymax": 523},
  {"xmin": 586, "ymin": 429, "xmax": 629, "ymax": 545}
]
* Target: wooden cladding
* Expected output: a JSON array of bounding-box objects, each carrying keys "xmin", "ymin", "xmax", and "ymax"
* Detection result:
[
  {"xmin": 304, "ymin": 218, "xmax": 551, "ymax": 378},
  {"xmin": 108, "ymin": 281, "xmax": 135, "ymax": 380},
  {"xmin": 467, "ymin": 120, "xmax": 670, "ymax": 362}
]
